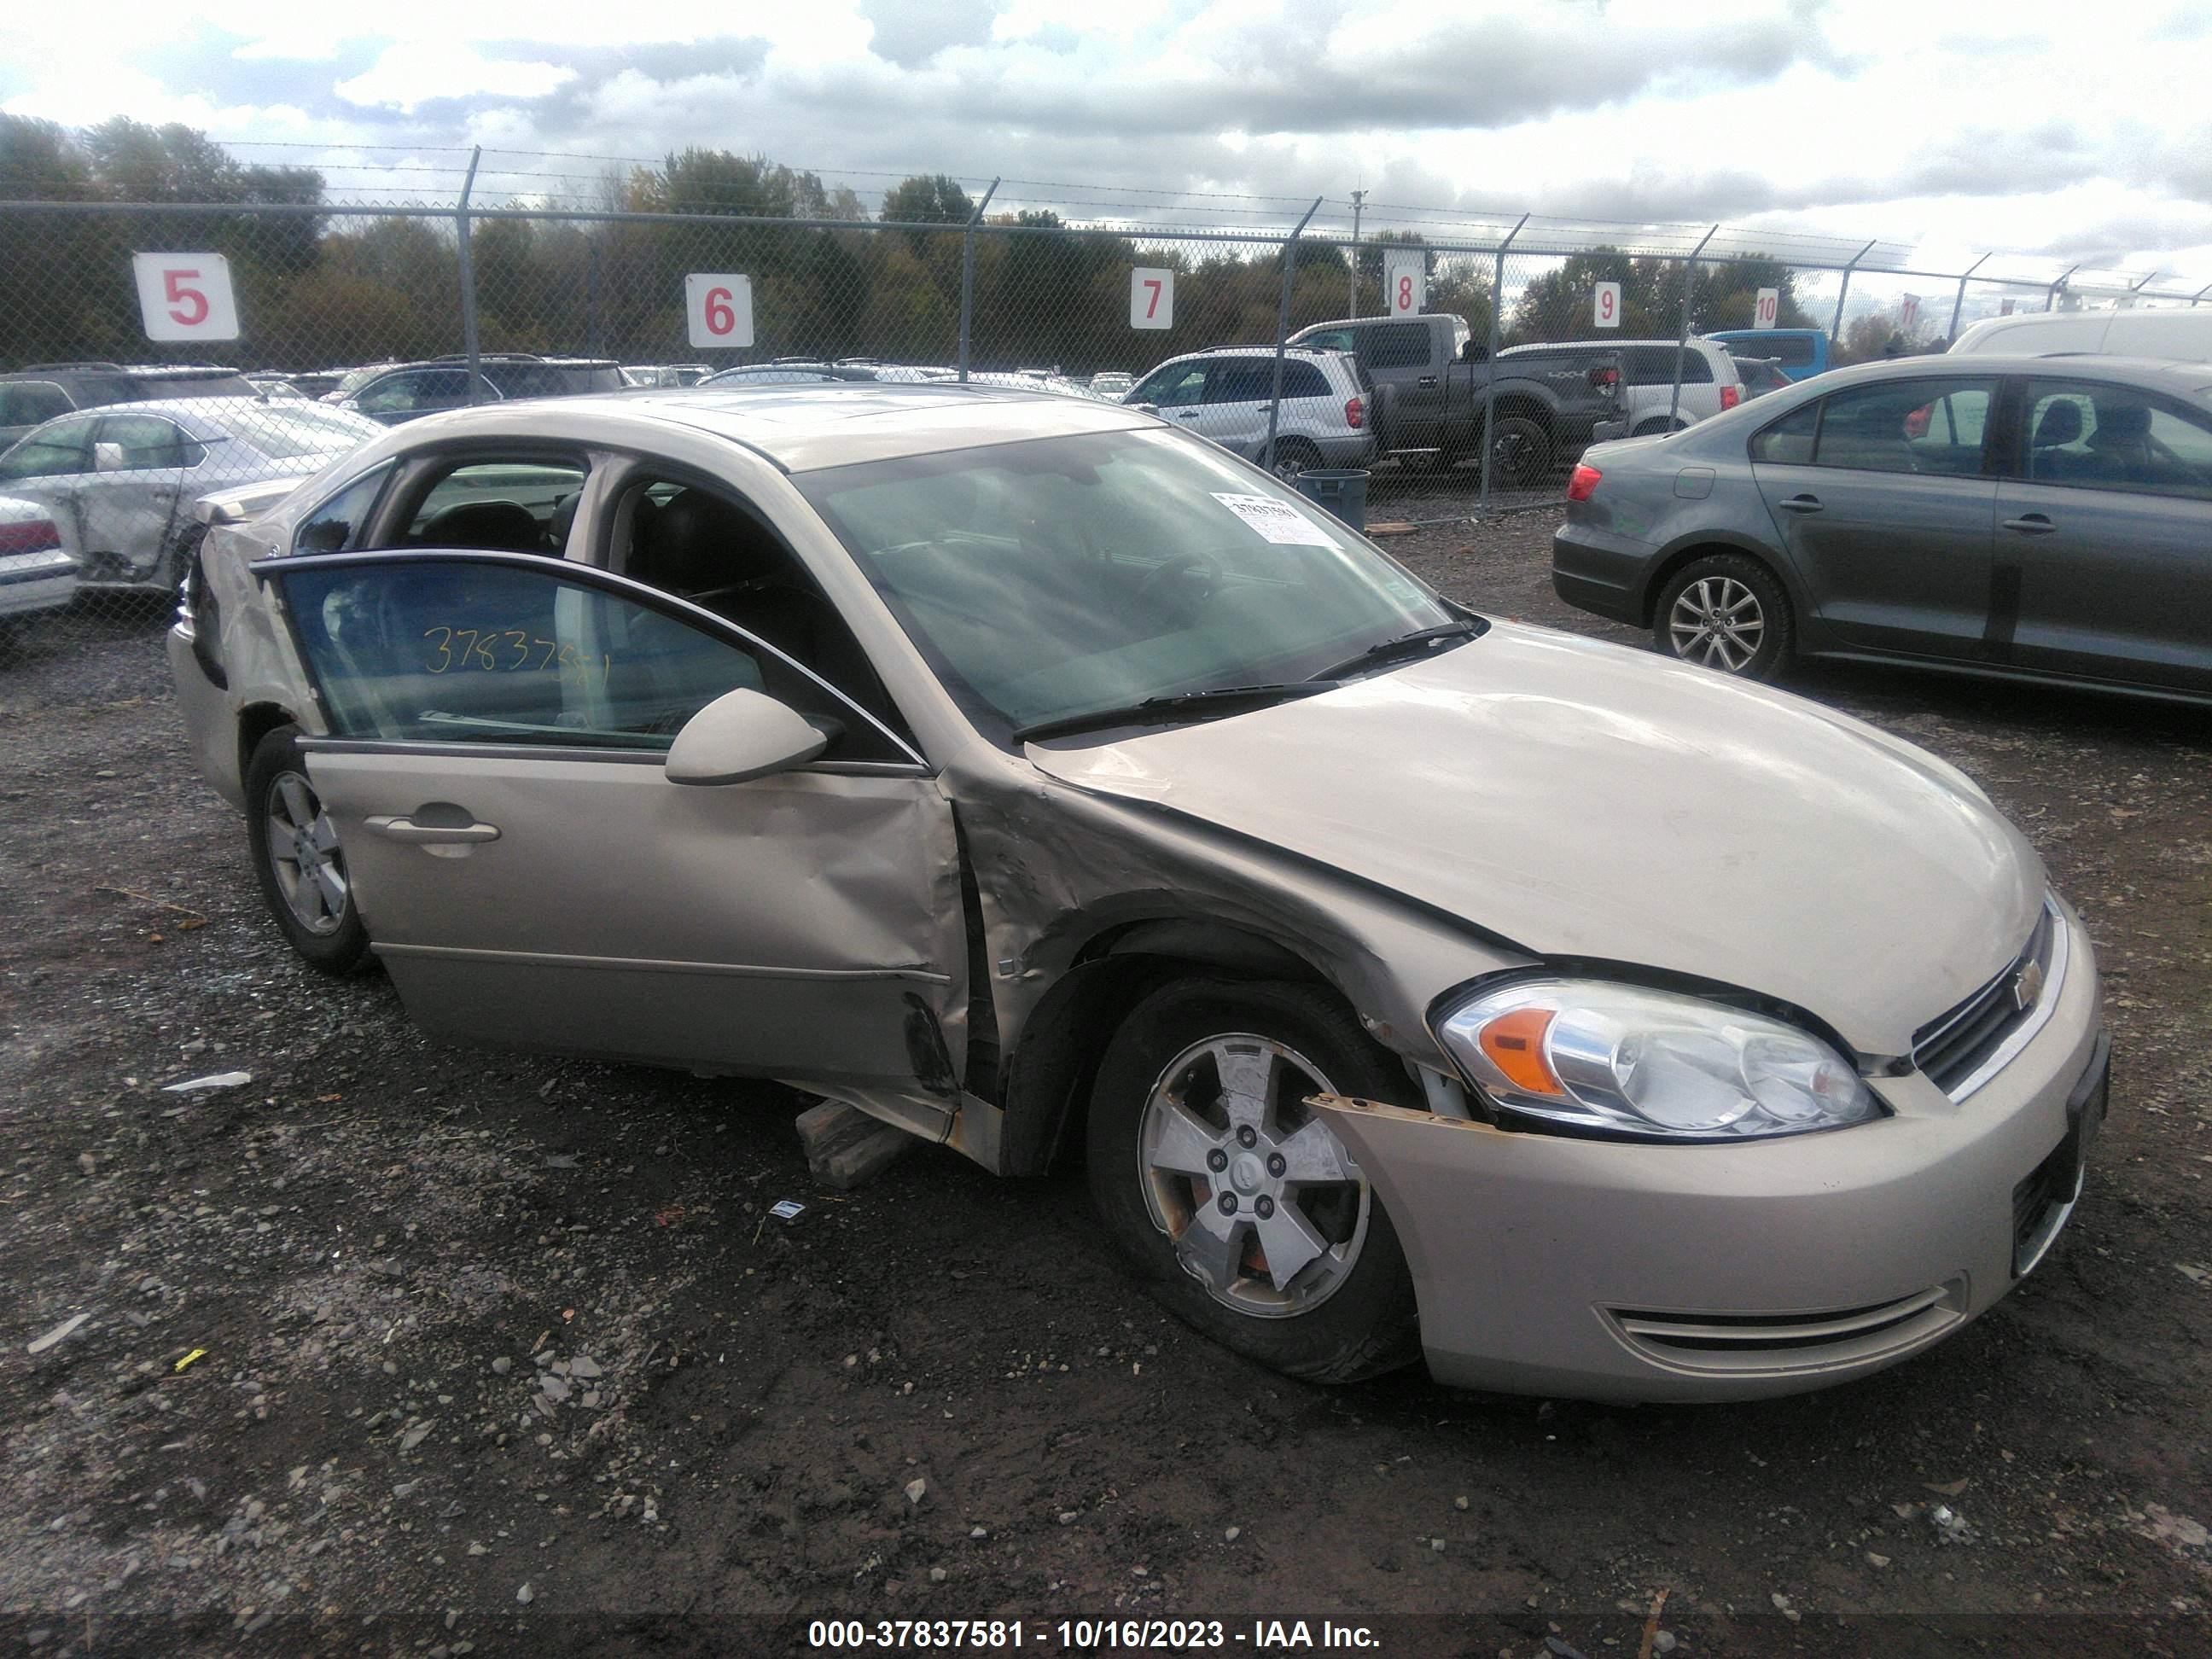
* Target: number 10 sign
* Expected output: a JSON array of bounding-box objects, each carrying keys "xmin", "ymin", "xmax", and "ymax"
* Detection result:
[
  {"xmin": 685, "ymin": 274, "xmax": 754, "ymax": 348},
  {"xmin": 132, "ymin": 253, "xmax": 240, "ymax": 341}
]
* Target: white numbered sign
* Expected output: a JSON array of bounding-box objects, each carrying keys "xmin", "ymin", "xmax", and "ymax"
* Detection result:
[
  {"xmin": 132, "ymin": 253, "xmax": 239, "ymax": 342},
  {"xmin": 1130, "ymin": 267, "xmax": 1174, "ymax": 330},
  {"xmin": 684, "ymin": 274, "xmax": 754, "ymax": 349},
  {"xmin": 1383, "ymin": 251, "xmax": 1425, "ymax": 317},
  {"xmin": 1593, "ymin": 281, "xmax": 1622, "ymax": 329},
  {"xmin": 1754, "ymin": 287, "xmax": 1780, "ymax": 329}
]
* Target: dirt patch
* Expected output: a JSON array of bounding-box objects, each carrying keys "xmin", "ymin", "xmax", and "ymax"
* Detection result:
[{"xmin": 1, "ymin": 541, "xmax": 2209, "ymax": 1656}]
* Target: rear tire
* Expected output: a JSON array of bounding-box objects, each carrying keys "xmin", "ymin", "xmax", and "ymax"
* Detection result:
[
  {"xmin": 1266, "ymin": 437, "xmax": 1323, "ymax": 482},
  {"xmin": 244, "ymin": 725, "xmax": 373, "ymax": 976},
  {"xmin": 1086, "ymin": 978, "xmax": 1422, "ymax": 1383},
  {"xmin": 1652, "ymin": 552, "xmax": 1794, "ymax": 680},
  {"xmin": 1486, "ymin": 416, "xmax": 1551, "ymax": 487}
]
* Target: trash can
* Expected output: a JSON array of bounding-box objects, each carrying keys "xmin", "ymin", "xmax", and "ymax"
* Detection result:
[{"xmin": 1292, "ymin": 469, "xmax": 1369, "ymax": 532}]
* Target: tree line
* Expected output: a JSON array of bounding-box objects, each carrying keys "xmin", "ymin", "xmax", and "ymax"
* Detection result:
[{"xmin": 3, "ymin": 117, "xmax": 1858, "ymax": 379}]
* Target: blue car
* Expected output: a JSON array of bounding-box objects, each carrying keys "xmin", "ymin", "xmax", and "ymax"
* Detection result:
[{"xmin": 1707, "ymin": 328, "xmax": 1829, "ymax": 382}]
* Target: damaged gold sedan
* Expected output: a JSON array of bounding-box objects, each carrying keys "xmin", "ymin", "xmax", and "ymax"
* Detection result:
[{"xmin": 170, "ymin": 384, "xmax": 2107, "ymax": 1401}]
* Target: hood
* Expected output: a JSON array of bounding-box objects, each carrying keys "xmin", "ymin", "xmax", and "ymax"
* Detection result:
[{"xmin": 1027, "ymin": 623, "xmax": 2044, "ymax": 1056}]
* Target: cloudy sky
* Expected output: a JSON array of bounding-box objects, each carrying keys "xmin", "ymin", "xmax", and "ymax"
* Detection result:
[{"xmin": 6, "ymin": 0, "xmax": 2211, "ymax": 294}]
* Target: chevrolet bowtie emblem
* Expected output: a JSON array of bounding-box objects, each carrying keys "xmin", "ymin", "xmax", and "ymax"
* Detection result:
[{"xmin": 2011, "ymin": 959, "xmax": 2046, "ymax": 1014}]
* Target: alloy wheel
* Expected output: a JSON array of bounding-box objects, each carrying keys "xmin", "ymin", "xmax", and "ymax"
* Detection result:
[
  {"xmin": 265, "ymin": 770, "xmax": 349, "ymax": 935},
  {"xmin": 1668, "ymin": 574, "xmax": 1767, "ymax": 672}
]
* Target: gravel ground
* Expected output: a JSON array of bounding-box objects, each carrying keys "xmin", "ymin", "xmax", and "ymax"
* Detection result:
[{"xmin": 1, "ymin": 524, "xmax": 2208, "ymax": 1659}]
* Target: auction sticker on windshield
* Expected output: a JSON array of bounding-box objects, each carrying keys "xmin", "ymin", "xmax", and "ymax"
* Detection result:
[{"xmin": 1211, "ymin": 492, "xmax": 1336, "ymax": 548}]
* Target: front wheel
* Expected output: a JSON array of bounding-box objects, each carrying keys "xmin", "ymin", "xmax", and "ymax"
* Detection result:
[
  {"xmin": 244, "ymin": 725, "xmax": 373, "ymax": 975},
  {"xmin": 1653, "ymin": 553, "xmax": 1794, "ymax": 679},
  {"xmin": 1086, "ymin": 979, "xmax": 1421, "ymax": 1383}
]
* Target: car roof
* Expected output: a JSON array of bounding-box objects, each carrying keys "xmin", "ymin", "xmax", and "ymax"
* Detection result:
[
  {"xmin": 38, "ymin": 395, "xmax": 379, "ymax": 434},
  {"xmin": 338, "ymin": 382, "xmax": 1159, "ymax": 474},
  {"xmin": 1806, "ymin": 353, "xmax": 2212, "ymax": 397},
  {"xmin": 1499, "ymin": 337, "xmax": 1725, "ymax": 352}
]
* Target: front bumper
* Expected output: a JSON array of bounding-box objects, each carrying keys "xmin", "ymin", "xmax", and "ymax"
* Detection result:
[{"xmin": 1316, "ymin": 902, "xmax": 2105, "ymax": 1402}]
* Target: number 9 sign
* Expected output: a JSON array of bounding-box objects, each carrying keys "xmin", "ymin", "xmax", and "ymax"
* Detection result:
[
  {"xmin": 132, "ymin": 253, "xmax": 239, "ymax": 342},
  {"xmin": 684, "ymin": 274, "xmax": 754, "ymax": 349},
  {"xmin": 1593, "ymin": 281, "xmax": 1621, "ymax": 329}
]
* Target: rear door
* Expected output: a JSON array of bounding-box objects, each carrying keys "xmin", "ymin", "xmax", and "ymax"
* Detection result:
[
  {"xmin": 1998, "ymin": 378, "xmax": 2212, "ymax": 691},
  {"xmin": 1196, "ymin": 357, "xmax": 1277, "ymax": 457},
  {"xmin": 255, "ymin": 549, "xmax": 969, "ymax": 1126},
  {"xmin": 87, "ymin": 414, "xmax": 199, "ymax": 576},
  {"xmin": 1749, "ymin": 375, "xmax": 2001, "ymax": 658},
  {"xmin": 0, "ymin": 414, "xmax": 99, "ymax": 555},
  {"xmin": 1368, "ymin": 323, "xmax": 1443, "ymax": 449}
]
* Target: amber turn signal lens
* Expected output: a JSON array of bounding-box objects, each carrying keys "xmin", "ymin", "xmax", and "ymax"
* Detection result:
[{"xmin": 1477, "ymin": 1006, "xmax": 1563, "ymax": 1096}]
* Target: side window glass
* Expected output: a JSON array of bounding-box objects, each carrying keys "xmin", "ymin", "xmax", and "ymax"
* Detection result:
[
  {"xmin": 1146, "ymin": 366, "xmax": 1208, "ymax": 408},
  {"xmin": 0, "ymin": 416, "xmax": 99, "ymax": 480},
  {"xmin": 391, "ymin": 459, "xmax": 590, "ymax": 553},
  {"xmin": 1371, "ymin": 325, "xmax": 1430, "ymax": 369},
  {"xmin": 1282, "ymin": 362, "xmax": 1330, "ymax": 399},
  {"xmin": 612, "ymin": 478, "xmax": 907, "ymax": 756},
  {"xmin": 2026, "ymin": 381, "xmax": 2212, "ymax": 499},
  {"xmin": 1813, "ymin": 379, "xmax": 1994, "ymax": 475},
  {"xmin": 0, "ymin": 382, "xmax": 73, "ymax": 428},
  {"xmin": 1205, "ymin": 361, "xmax": 1273, "ymax": 405},
  {"xmin": 1749, "ymin": 400, "xmax": 1820, "ymax": 466},
  {"xmin": 1302, "ymin": 329, "xmax": 1353, "ymax": 352},
  {"xmin": 100, "ymin": 415, "xmax": 194, "ymax": 469},
  {"xmin": 295, "ymin": 464, "xmax": 396, "ymax": 556},
  {"xmin": 275, "ymin": 558, "xmax": 770, "ymax": 751},
  {"xmin": 1680, "ymin": 352, "xmax": 1714, "ymax": 385}
]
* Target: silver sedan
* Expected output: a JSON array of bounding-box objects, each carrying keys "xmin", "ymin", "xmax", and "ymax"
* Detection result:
[{"xmin": 0, "ymin": 397, "xmax": 381, "ymax": 591}]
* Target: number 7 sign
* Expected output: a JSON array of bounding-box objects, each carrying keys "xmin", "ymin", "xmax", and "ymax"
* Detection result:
[
  {"xmin": 1130, "ymin": 267, "xmax": 1173, "ymax": 330},
  {"xmin": 132, "ymin": 253, "xmax": 239, "ymax": 341}
]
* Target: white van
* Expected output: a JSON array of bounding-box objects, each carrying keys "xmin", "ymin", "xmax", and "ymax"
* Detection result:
[{"xmin": 1948, "ymin": 308, "xmax": 2212, "ymax": 363}]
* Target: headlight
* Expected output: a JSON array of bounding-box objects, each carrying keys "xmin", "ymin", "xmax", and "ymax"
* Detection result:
[{"xmin": 1435, "ymin": 978, "xmax": 1882, "ymax": 1141}]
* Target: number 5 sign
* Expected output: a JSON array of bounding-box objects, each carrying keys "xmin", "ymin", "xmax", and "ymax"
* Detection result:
[
  {"xmin": 1593, "ymin": 281, "xmax": 1621, "ymax": 329},
  {"xmin": 685, "ymin": 274, "xmax": 754, "ymax": 348},
  {"xmin": 1130, "ymin": 267, "xmax": 1173, "ymax": 329},
  {"xmin": 131, "ymin": 253, "xmax": 239, "ymax": 342}
]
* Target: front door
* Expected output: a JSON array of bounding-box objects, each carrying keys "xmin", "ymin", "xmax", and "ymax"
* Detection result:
[
  {"xmin": 1750, "ymin": 375, "xmax": 2001, "ymax": 659},
  {"xmin": 89, "ymin": 414, "xmax": 195, "ymax": 579},
  {"xmin": 255, "ymin": 549, "xmax": 969, "ymax": 1123}
]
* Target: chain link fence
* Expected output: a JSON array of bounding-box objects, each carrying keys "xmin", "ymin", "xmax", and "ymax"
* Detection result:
[{"xmin": 3, "ymin": 189, "xmax": 2206, "ymax": 644}]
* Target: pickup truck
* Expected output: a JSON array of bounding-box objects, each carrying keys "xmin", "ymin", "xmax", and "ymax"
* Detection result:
[{"xmin": 1286, "ymin": 314, "xmax": 1622, "ymax": 486}]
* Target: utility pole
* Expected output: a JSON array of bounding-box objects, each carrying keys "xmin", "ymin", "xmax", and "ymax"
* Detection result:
[{"xmin": 1348, "ymin": 189, "xmax": 1365, "ymax": 318}]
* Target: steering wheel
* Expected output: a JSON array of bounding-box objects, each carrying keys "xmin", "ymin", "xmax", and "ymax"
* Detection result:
[{"xmin": 1135, "ymin": 550, "xmax": 1225, "ymax": 608}]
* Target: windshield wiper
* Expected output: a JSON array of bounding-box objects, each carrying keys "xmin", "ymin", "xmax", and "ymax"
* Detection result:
[
  {"xmin": 1013, "ymin": 682, "xmax": 1332, "ymax": 744},
  {"xmin": 1306, "ymin": 618, "xmax": 1485, "ymax": 683}
]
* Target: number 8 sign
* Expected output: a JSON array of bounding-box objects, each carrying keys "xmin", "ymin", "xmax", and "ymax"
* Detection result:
[
  {"xmin": 131, "ymin": 253, "xmax": 239, "ymax": 341},
  {"xmin": 685, "ymin": 274, "xmax": 754, "ymax": 348}
]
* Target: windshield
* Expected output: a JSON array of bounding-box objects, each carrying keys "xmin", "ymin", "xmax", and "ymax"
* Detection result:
[
  {"xmin": 230, "ymin": 405, "xmax": 379, "ymax": 459},
  {"xmin": 796, "ymin": 428, "xmax": 1453, "ymax": 738}
]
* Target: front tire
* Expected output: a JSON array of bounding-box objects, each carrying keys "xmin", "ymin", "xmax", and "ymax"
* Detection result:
[
  {"xmin": 1653, "ymin": 552, "xmax": 1794, "ymax": 679},
  {"xmin": 1086, "ymin": 979, "xmax": 1421, "ymax": 1383},
  {"xmin": 244, "ymin": 725, "xmax": 373, "ymax": 975}
]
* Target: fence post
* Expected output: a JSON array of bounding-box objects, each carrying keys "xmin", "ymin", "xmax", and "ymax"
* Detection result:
[
  {"xmin": 957, "ymin": 178, "xmax": 1000, "ymax": 383},
  {"xmin": 2045, "ymin": 265, "xmax": 2078, "ymax": 312},
  {"xmin": 1828, "ymin": 238, "xmax": 1876, "ymax": 350},
  {"xmin": 1477, "ymin": 213, "xmax": 1529, "ymax": 511},
  {"xmin": 1947, "ymin": 253, "xmax": 1990, "ymax": 346},
  {"xmin": 456, "ymin": 146, "xmax": 483, "ymax": 403},
  {"xmin": 1262, "ymin": 197, "xmax": 1324, "ymax": 474},
  {"xmin": 1668, "ymin": 224, "xmax": 1720, "ymax": 426},
  {"xmin": 585, "ymin": 239, "xmax": 601, "ymax": 358},
  {"xmin": 1348, "ymin": 190, "xmax": 1365, "ymax": 317}
]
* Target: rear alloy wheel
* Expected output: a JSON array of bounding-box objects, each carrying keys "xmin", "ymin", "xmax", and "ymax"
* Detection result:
[
  {"xmin": 1655, "ymin": 553, "xmax": 1793, "ymax": 679},
  {"xmin": 1266, "ymin": 438, "xmax": 1323, "ymax": 482},
  {"xmin": 1086, "ymin": 979, "xmax": 1420, "ymax": 1382},
  {"xmin": 1486, "ymin": 416, "xmax": 1551, "ymax": 488},
  {"xmin": 244, "ymin": 724, "xmax": 372, "ymax": 975}
]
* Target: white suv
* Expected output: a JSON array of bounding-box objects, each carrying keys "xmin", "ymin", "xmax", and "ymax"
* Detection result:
[
  {"xmin": 1499, "ymin": 337, "xmax": 1743, "ymax": 436},
  {"xmin": 1125, "ymin": 346, "xmax": 1375, "ymax": 475}
]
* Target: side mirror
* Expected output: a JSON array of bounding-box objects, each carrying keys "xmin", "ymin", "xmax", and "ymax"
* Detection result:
[
  {"xmin": 665, "ymin": 688, "xmax": 830, "ymax": 786},
  {"xmin": 92, "ymin": 442, "xmax": 128, "ymax": 473},
  {"xmin": 1130, "ymin": 401, "xmax": 1160, "ymax": 416}
]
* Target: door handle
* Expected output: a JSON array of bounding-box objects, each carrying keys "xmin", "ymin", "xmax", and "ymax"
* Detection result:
[
  {"xmin": 2002, "ymin": 513, "xmax": 2057, "ymax": 534},
  {"xmin": 1778, "ymin": 494, "xmax": 1823, "ymax": 514},
  {"xmin": 1417, "ymin": 375, "xmax": 1438, "ymax": 387},
  {"xmin": 368, "ymin": 814, "xmax": 501, "ymax": 845}
]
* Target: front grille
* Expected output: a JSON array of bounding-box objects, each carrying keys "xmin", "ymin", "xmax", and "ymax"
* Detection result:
[
  {"xmin": 1604, "ymin": 1281, "xmax": 1965, "ymax": 1375},
  {"xmin": 1913, "ymin": 900, "xmax": 2061, "ymax": 1098}
]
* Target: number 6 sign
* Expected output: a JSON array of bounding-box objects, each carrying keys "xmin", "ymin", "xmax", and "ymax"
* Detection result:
[
  {"xmin": 1130, "ymin": 267, "xmax": 1173, "ymax": 329},
  {"xmin": 131, "ymin": 253, "xmax": 239, "ymax": 342},
  {"xmin": 684, "ymin": 274, "xmax": 754, "ymax": 348}
]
